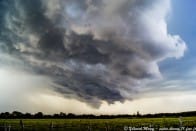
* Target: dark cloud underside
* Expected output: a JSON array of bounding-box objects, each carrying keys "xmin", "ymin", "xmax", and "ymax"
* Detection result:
[{"xmin": 0, "ymin": 0, "xmax": 186, "ymax": 107}]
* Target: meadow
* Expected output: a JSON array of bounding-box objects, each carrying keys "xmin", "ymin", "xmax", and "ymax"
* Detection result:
[{"xmin": 1, "ymin": 117, "xmax": 196, "ymax": 131}]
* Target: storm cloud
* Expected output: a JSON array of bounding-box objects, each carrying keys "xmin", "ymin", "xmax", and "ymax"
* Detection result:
[{"xmin": 0, "ymin": 0, "xmax": 186, "ymax": 107}]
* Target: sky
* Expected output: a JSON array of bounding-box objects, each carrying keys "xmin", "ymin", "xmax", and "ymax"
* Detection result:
[{"xmin": 0, "ymin": 0, "xmax": 196, "ymax": 114}]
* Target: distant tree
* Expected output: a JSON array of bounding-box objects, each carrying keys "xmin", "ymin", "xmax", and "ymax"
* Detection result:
[
  {"xmin": 53, "ymin": 114, "xmax": 60, "ymax": 118},
  {"xmin": 0, "ymin": 110, "xmax": 196, "ymax": 119},
  {"xmin": 67, "ymin": 113, "xmax": 76, "ymax": 118},
  {"xmin": 59, "ymin": 112, "xmax": 66, "ymax": 118},
  {"xmin": 137, "ymin": 111, "xmax": 141, "ymax": 117},
  {"xmin": 12, "ymin": 111, "xmax": 23, "ymax": 118},
  {"xmin": 34, "ymin": 112, "xmax": 43, "ymax": 118},
  {"xmin": 24, "ymin": 113, "xmax": 32, "ymax": 118},
  {"xmin": 0, "ymin": 112, "xmax": 10, "ymax": 118}
]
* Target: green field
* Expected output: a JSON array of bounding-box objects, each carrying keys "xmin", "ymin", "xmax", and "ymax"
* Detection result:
[{"xmin": 1, "ymin": 117, "xmax": 196, "ymax": 131}]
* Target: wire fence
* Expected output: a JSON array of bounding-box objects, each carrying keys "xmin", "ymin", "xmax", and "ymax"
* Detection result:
[
  {"xmin": 0, "ymin": 122, "xmax": 123, "ymax": 131},
  {"xmin": 0, "ymin": 118, "xmax": 195, "ymax": 131}
]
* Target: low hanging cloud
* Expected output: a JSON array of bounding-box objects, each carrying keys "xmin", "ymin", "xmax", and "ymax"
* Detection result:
[{"xmin": 0, "ymin": 0, "xmax": 186, "ymax": 107}]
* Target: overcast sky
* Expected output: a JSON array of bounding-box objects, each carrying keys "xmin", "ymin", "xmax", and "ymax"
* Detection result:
[{"xmin": 0, "ymin": 0, "xmax": 196, "ymax": 114}]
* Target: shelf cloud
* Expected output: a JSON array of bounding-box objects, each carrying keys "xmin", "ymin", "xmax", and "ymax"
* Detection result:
[{"xmin": 0, "ymin": 0, "xmax": 186, "ymax": 107}]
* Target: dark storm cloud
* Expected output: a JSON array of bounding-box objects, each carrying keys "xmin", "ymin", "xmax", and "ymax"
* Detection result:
[{"xmin": 0, "ymin": 0, "xmax": 186, "ymax": 107}]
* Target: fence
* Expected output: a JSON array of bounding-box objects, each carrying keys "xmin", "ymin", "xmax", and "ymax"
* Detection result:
[
  {"xmin": 0, "ymin": 122, "xmax": 123, "ymax": 131},
  {"xmin": 0, "ymin": 118, "xmax": 195, "ymax": 131}
]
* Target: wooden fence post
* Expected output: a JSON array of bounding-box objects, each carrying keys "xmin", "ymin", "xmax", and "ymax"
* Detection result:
[
  {"xmin": 88, "ymin": 125, "xmax": 91, "ymax": 131},
  {"xmin": 105, "ymin": 122, "xmax": 109, "ymax": 131},
  {"xmin": 50, "ymin": 121, "xmax": 53, "ymax": 131},
  {"xmin": 8, "ymin": 125, "xmax": 11, "ymax": 131},
  {"xmin": 179, "ymin": 116, "xmax": 183, "ymax": 128},
  {"xmin": 20, "ymin": 120, "xmax": 24, "ymax": 131},
  {"xmin": 4, "ymin": 123, "xmax": 7, "ymax": 131}
]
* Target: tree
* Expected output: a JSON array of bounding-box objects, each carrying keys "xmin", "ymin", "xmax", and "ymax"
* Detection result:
[
  {"xmin": 12, "ymin": 111, "xmax": 23, "ymax": 118},
  {"xmin": 137, "ymin": 111, "xmax": 141, "ymax": 117},
  {"xmin": 34, "ymin": 112, "xmax": 43, "ymax": 118}
]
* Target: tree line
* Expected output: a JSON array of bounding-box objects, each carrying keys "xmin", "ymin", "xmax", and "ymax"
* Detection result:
[{"xmin": 0, "ymin": 111, "xmax": 196, "ymax": 119}]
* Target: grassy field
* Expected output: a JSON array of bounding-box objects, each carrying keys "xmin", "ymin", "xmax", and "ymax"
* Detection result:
[{"xmin": 1, "ymin": 117, "xmax": 196, "ymax": 130}]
